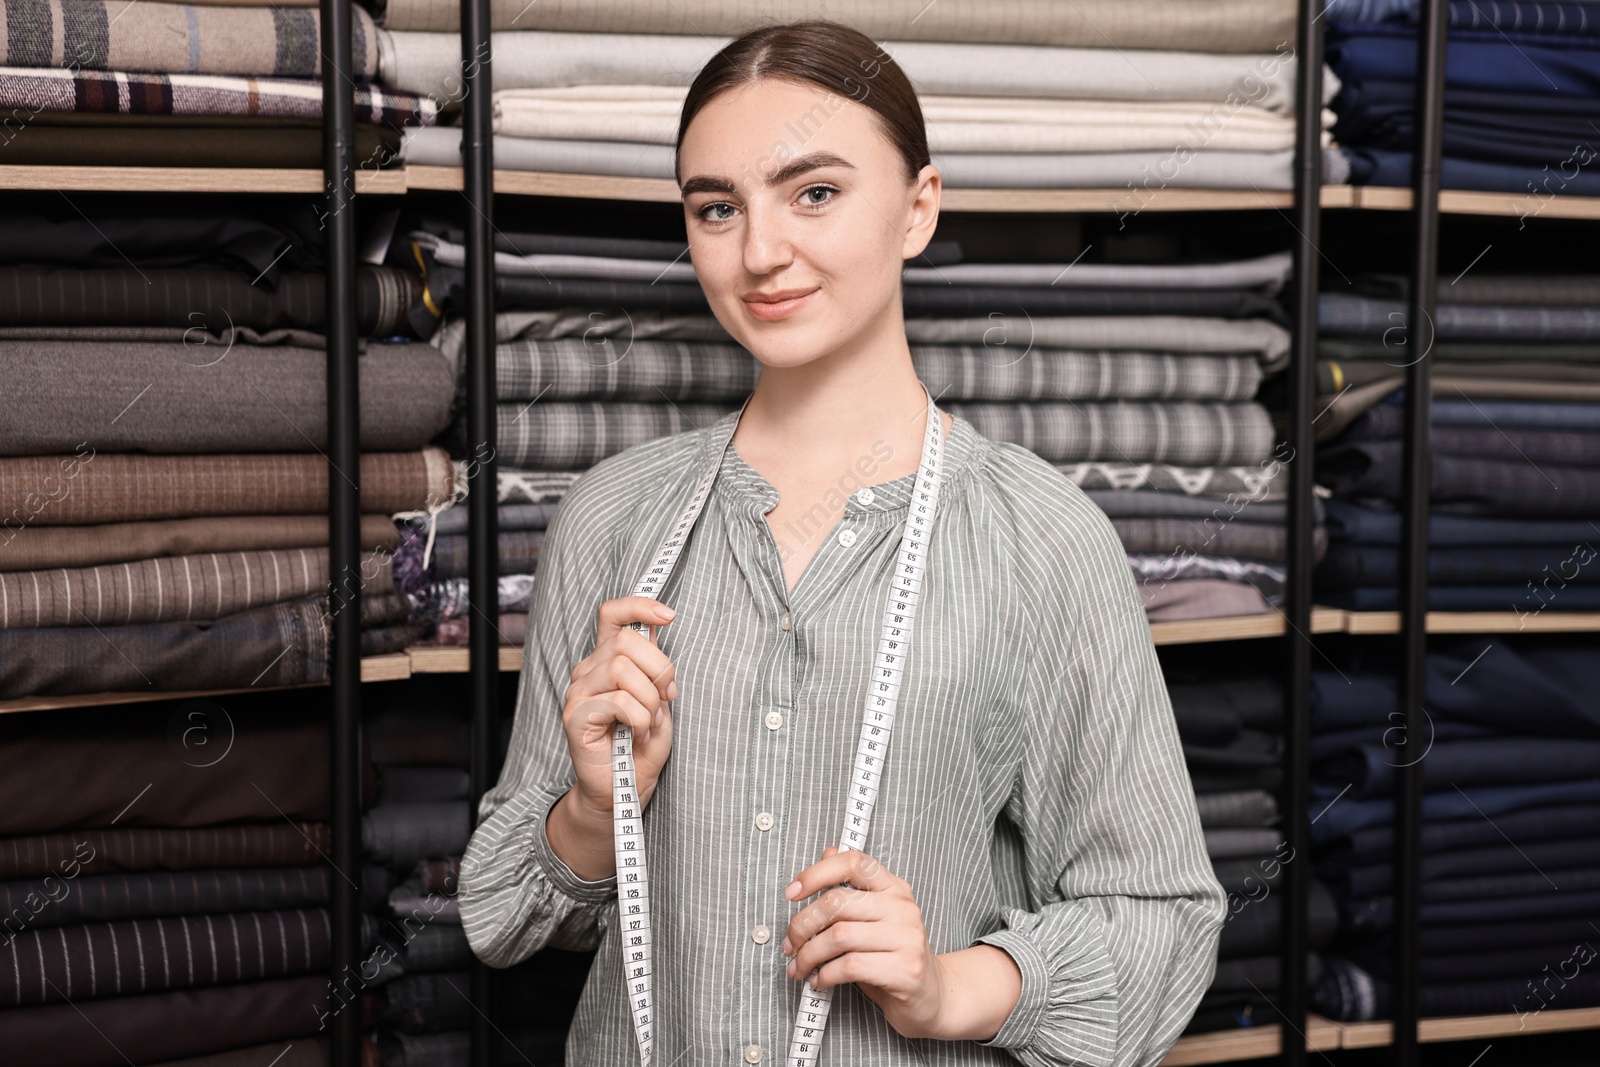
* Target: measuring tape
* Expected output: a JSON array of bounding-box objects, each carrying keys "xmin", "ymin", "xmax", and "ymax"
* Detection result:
[{"xmin": 612, "ymin": 384, "xmax": 947, "ymax": 1067}]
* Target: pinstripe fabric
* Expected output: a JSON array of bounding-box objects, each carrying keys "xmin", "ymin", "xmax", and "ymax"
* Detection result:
[
  {"xmin": 0, "ymin": 823, "xmax": 330, "ymax": 880},
  {"xmin": 459, "ymin": 407, "xmax": 1227, "ymax": 1066},
  {"xmin": 490, "ymin": 340, "xmax": 1261, "ymax": 404},
  {"xmin": 0, "ymin": 867, "xmax": 331, "ymax": 931}
]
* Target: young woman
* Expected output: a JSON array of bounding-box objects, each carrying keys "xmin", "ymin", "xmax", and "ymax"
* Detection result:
[{"xmin": 459, "ymin": 19, "xmax": 1227, "ymax": 1067}]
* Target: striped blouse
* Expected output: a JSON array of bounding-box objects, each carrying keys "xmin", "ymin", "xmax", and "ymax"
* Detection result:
[{"xmin": 458, "ymin": 403, "xmax": 1228, "ymax": 1066}]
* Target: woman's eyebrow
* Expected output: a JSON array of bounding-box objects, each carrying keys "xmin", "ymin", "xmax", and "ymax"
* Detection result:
[{"xmin": 680, "ymin": 151, "xmax": 856, "ymax": 199}]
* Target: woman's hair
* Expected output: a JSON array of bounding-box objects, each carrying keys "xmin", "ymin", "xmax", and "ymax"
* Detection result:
[{"xmin": 675, "ymin": 19, "xmax": 931, "ymax": 185}]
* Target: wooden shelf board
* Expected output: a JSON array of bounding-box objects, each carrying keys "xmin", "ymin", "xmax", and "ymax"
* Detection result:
[
  {"xmin": 1343, "ymin": 185, "xmax": 1600, "ymax": 220},
  {"xmin": 1159, "ymin": 1015, "xmax": 1341, "ymax": 1065},
  {"xmin": 0, "ymin": 653, "xmax": 411, "ymax": 715},
  {"xmin": 405, "ymin": 645, "xmax": 523, "ymax": 673},
  {"xmin": 1149, "ymin": 607, "xmax": 1346, "ymax": 646},
  {"xmin": 1343, "ymin": 610, "xmax": 1600, "ymax": 635},
  {"xmin": 1340, "ymin": 1005, "xmax": 1600, "ymax": 1048},
  {"xmin": 0, "ymin": 165, "xmax": 405, "ymax": 193}
]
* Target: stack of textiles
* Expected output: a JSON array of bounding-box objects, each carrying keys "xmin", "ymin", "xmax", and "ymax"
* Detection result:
[
  {"xmin": 1307, "ymin": 637, "xmax": 1600, "ymax": 1021},
  {"xmin": 0, "ymin": 0, "xmax": 435, "ymax": 168},
  {"xmin": 405, "ymin": 221, "xmax": 1314, "ymax": 623},
  {"xmin": 1163, "ymin": 664, "xmax": 1339, "ymax": 1033},
  {"xmin": 358, "ymin": 694, "xmax": 588, "ymax": 1066},
  {"xmin": 380, "ymin": 3, "xmax": 1348, "ymax": 191},
  {"xmin": 0, "ymin": 202, "xmax": 457, "ymax": 698},
  {"xmin": 1325, "ymin": 0, "xmax": 1600, "ymax": 197},
  {"xmin": 1312, "ymin": 271, "xmax": 1600, "ymax": 612},
  {"xmin": 0, "ymin": 695, "xmax": 384, "ymax": 1065}
]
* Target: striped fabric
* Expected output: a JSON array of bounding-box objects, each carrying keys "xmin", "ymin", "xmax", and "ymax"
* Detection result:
[
  {"xmin": 458, "ymin": 408, "xmax": 1227, "ymax": 1065},
  {"xmin": 0, "ymin": 447, "xmax": 454, "ymax": 526},
  {"xmin": 0, "ymin": 866, "xmax": 330, "ymax": 931},
  {"xmin": 494, "ymin": 401, "xmax": 1277, "ymax": 470},
  {"xmin": 0, "ymin": 547, "xmax": 393, "ymax": 629},
  {"xmin": 0, "ymin": 907, "xmax": 333, "ymax": 1005},
  {"xmin": 0, "ymin": 0, "xmax": 379, "ymax": 77},
  {"xmin": 0, "ymin": 64, "xmax": 435, "ymax": 124},
  {"xmin": 0, "ymin": 823, "xmax": 330, "ymax": 880},
  {"xmin": 490, "ymin": 339, "xmax": 1262, "ymax": 404}
]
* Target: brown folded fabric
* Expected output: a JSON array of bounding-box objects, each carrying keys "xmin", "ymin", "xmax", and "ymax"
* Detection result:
[
  {"xmin": 1140, "ymin": 578, "xmax": 1272, "ymax": 621},
  {"xmin": 0, "ymin": 973, "xmax": 332, "ymax": 1067},
  {"xmin": 0, "ymin": 822, "xmax": 331, "ymax": 880},
  {"xmin": 0, "ymin": 514, "xmax": 399, "ymax": 573},
  {"xmin": 145, "ymin": 1038, "xmax": 329, "ymax": 1067},
  {"xmin": 0, "ymin": 701, "xmax": 378, "ymax": 835},
  {"xmin": 0, "ymin": 447, "xmax": 454, "ymax": 526},
  {"xmin": 2, "ymin": 906, "xmax": 333, "ymax": 1005},
  {"xmin": 0, "ymin": 118, "xmax": 398, "ymax": 168},
  {"xmin": 0, "ymin": 547, "xmax": 395, "ymax": 629}
]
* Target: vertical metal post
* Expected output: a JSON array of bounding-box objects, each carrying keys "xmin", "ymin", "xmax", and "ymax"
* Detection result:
[
  {"xmin": 319, "ymin": 0, "xmax": 362, "ymax": 1059},
  {"xmin": 1282, "ymin": 1, "xmax": 1325, "ymax": 1062},
  {"xmin": 1396, "ymin": 0, "xmax": 1447, "ymax": 1061},
  {"xmin": 461, "ymin": 0, "xmax": 498, "ymax": 1062}
]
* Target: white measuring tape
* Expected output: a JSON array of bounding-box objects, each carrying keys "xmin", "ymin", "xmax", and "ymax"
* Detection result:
[{"xmin": 612, "ymin": 384, "xmax": 947, "ymax": 1067}]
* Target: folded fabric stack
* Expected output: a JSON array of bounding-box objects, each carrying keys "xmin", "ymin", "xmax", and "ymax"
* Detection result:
[
  {"xmin": 359, "ymin": 697, "xmax": 586, "ymax": 1066},
  {"xmin": 1312, "ymin": 271, "xmax": 1600, "ymax": 612},
  {"xmin": 1325, "ymin": 0, "xmax": 1600, "ymax": 197},
  {"xmin": 0, "ymin": 0, "xmax": 435, "ymax": 168},
  {"xmin": 0, "ymin": 696, "xmax": 386, "ymax": 1065},
  {"xmin": 403, "ymin": 221, "xmax": 1312, "ymax": 623},
  {"xmin": 1164, "ymin": 666, "xmax": 1338, "ymax": 1034},
  {"xmin": 1308, "ymin": 637, "xmax": 1600, "ymax": 1021},
  {"xmin": 379, "ymin": 2, "xmax": 1348, "ymax": 191},
  {"xmin": 0, "ymin": 204, "xmax": 457, "ymax": 698}
]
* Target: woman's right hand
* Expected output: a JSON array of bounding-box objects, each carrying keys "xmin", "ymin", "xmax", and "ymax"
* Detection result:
[{"xmin": 560, "ymin": 595, "xmax": 680, "ymax": 822}]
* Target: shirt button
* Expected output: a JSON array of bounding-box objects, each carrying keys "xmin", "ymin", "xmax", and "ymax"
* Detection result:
[
  {"xmin": 751, "ymin": 923, "xmax": 772, "ymax": 944},
  {"xmin": 755, "ymin": 811, "xmax": 774, "ymax": 831},
  {"xmin": 854, "ymin": 487, "xmax": 876, "ymax": 506},
  {"xmin": 837, "ymin": 528, "xmax": 857, "ymax": 547},
  {"xmin": 744, "ymin": 1044, "xmax": 764, "ymax": 1064},
  {"xmin": 779, "ymin": 611, "xmax": 791, "ymax": 631},
  {"xmin": 764, "ymin": 710, "xmax": 784, "ymax": 730}
]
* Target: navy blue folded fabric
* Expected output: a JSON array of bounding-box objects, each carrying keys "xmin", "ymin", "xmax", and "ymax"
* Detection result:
[
  {"xmin": 1342, "ymin": 940, "xmax": 1600, "ymax": 986},
  {"xmin": 1318, "ymin": 804, "xmax": 1600, "ymax": 868},
  {"xmin": 1320, "ymin": 292, "xmax": 1600, "ymax": 340},
  {"xmin": 1329, "ymin": 421, "xmax": 1600, "ymax": 466},
  {"xmin": 1404, "ymin": 395, "xmax": 1600, "ymax": 432},
  {"xmin": 1317, "ymin": 737, "xmax": 1600, "ymax": 800},
  {"xmin": 1308, "ymin": 719, "xmax": 1497, "ymax": 765},
  {"xmin": 1328, "ymin": 0, "xmax": 1600, "ymax": 36},
  {"xmin": 1327, "ymin": 22, "xmax": 1600, "ymax": 94},
  {"xmin": 1312, "ymin": 779, "xmax": 1600, "ymax": 843},
  {"xmin": 1333, "ymin": 82, "xmax": 1600, "ymax": 166},
  {"xmin": 1315, "ymin": 541, "xmax": 1600, "ymax": 586},
  {"xmin": 1322, "ymin": 497, "xmax": 1600, "ymax": 547},
  {"xmin": 1328, "ymin": 838, "xmax": 1600, "ymax": 897},
  {"xmin": 1341, "ymin": 886, "xmax": 1600, "ymax": 935},
  {"xmin": 1342, "ymin": 145, "xmax": 1600, "ymax": 196},
  {"xmin": 1314, "ymin": 954, "xmax": 1600, "ymax": 1022},
  {"xmin": 1314, "ymin": 583, "xmax": 1600, "ymax": 612},
  {"xmin": 1311, "ymin": 638, "xmax": 1600, "ymax": 736}
]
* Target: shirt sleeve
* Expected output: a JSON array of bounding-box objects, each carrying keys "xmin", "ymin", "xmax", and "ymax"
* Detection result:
[
  {"xmin": 457, "ymin": 471, "xmax": 622, "ymax": 967},
  {"xmin": 974, "ymin": 473, "xmax": 1229, "ymax": 1067}
]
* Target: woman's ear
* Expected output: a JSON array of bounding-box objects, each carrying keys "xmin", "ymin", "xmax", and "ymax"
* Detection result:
[{"xmin": 900, "ymin": 163, "xmax": 942, "ymax": 262}]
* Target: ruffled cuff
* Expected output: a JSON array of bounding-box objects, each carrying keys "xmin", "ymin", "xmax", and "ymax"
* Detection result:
[
  {"xmin": 974, "ymin": 903, "xmax": 1120, "ymax": 1067},
  {"xmin": 528, "ymin": 789, "xmax": 618, "ymax": 905}
]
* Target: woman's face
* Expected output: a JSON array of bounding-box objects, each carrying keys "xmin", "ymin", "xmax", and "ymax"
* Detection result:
[{"xmin": 677, "ymin": 77, "xmax": 939, "ymax": 369}]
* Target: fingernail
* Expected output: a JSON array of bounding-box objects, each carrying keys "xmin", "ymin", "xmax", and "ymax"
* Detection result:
[
  {"xmin": 784, "ymin": 880, "xmax": 801, "ymax": 899},
  {"xmin": 786, "ymin": 960, "xmax": 796, "ymax": 977},
  {"xmin": 659, "ymin": 606, "xmax": 675, "ymax": 618},
  {"xmin": 667, "ymin": 681, "xmax": 678, "ymax": 699}
]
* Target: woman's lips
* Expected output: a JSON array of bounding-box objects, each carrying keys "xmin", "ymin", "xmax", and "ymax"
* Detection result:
[{"xmin": 742, "ymin": 287, "xmax": 818, "ymax": 321}]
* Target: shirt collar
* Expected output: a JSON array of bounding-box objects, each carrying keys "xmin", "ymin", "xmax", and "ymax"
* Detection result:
[{"xmin": 708, "ymin": 403, "xmax": 979, "ymax": 517}]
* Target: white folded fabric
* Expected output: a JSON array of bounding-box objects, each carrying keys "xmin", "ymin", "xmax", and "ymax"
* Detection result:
[{"xmin": 377, "ymin": 30, "xmax": 1338, "ymax": 117}]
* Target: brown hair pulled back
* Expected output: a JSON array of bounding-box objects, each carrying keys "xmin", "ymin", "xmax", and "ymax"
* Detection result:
[{"xmin": 675, "ymin": 19, "xmax": 931, "ymax": 185}]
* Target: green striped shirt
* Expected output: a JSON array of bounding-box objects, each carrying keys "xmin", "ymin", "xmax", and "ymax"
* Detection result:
[{"xmin": 459, "ymin": 406, "xmax": 1227, "ymax": 1066}]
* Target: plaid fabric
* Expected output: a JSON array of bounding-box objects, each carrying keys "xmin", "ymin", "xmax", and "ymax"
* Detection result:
[
  {"xmin": 0, "ymin": 447, "xmax": 454, "ymax": 526},
  {"xmin": 0, "ymin": 594, "xmax": 327, "ymax": 697},
  {"xmin": 0, "ymin": 866, "xmax": 330, "ymax": 933},
  {"xmin": 0, "ymin": 65, "xmax": 435, "ymax": 125},
  {"xmin": 2, "ymin": 906, "xmax": 332, "ymax": 1005},
  {"xmin": 0, "ymin": 547, "xmax": 393, "ymax": 629},
  {"xmin": 0, "ymin": 823, "xmax": 330, "ymax": 880},
  {"xmin": 0, "ymin": 0, "xmax": 379, "ymax": 78},
  {"xmin": 492, "ymin": 401, "xmax": 1275, "ymax": 470},
  {"xmin": 393, "ymin": 531, "xmax": 543, "ymax": 594},
  {"xmin": 489, "ymin": 339, "xmax": 1262, "ymax": 403},
  {"xmin": 380, "ymin": 0, "xmax": 1298, "ymax": 52},
  {"xmin": 405, "ymin": 574, "xmax": 534, "ymax": 630}
]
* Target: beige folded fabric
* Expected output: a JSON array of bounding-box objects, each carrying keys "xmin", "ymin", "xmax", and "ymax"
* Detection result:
[
  {"xmin": 491, "ymin": 85, "xmax": 1327, "ymax": 154},
  {"xmin": 379, "ymin": 0, "xmax": 1298, "ymax": 53},
  {"xmin": 0, "ymin": 514, "xmax": 399, "ymax": 573},
  {"xmin": 0, "ymin": 547, "xmax": 394, "ymax": 629},
  {"xmin": 0, "ymin": 449, "xmax": 454, "ymax": 527}
]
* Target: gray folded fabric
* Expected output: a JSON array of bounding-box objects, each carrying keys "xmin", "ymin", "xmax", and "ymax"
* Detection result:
[
  {"xmin": 1205, "ymin": 827, "xmax": 1285, "ymax": 860},
  {"xmin": 1127, "ymin": 553, "xmax": 1286, "ymax": 604},
  {"xmin": 486, "ymin": 337, "xmax": 1263, "ymax": 403},
  {"xmin": 3, "ymin": 339, "xmax": 453, "ymax": 455},
  {"xmin": 376, "ymin": 0, "xmax": 1300, "ymax": 51},
  {"xmin": 376, "ymin": 767, "xmax": 471, "ymax": 805},
  {"xmin": 378, "ymin": 30, "xmax": 1335, "ymax": 115},
  {"xmin": 1112, "ymin": 515, "xmax": 1326, "ymax": 562},
  {"xmin": 362, "ymin": 801, "xmax": 471, "ymax": 870},
  {"xmin": 1088, "ymin": 489, "xmax": 1324, "ymax": 524},
  {"xmin": 1321, "ymin": 292, "xmax": 1600, "ymax": 342},
  {"xmin": 1140, "ymin": 577, "xmax": 1273, "ymax": 621},
  {"xmin": 1194, "ymin": 789, "xmax": 1280, "ymax": 829},
  {"xmin": 430, "ymin": 307, "xmax": 1293, "ymax": 374},
  {"xmin": 389, "ymin": 884, "xmax": 460, "ymax": 923}
]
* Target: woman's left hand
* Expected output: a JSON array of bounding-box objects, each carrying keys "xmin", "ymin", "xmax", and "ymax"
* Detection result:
[{"xmin": 780, "ymin": 846, "xmax": 946, "ymax": 1039}]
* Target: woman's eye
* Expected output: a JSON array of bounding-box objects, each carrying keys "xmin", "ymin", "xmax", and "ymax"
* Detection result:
[
  {"xmin": 800, "ymin": 185, "xmax": 838, "ymax": 208},
  {"xmin": 697, "ymin": 202, "xmax": 737, "ymax": 222}
]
